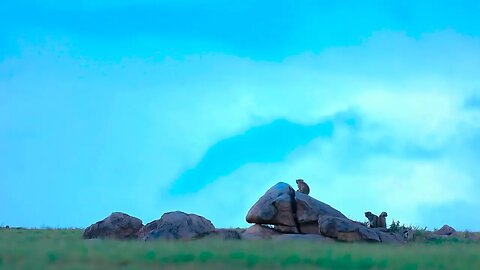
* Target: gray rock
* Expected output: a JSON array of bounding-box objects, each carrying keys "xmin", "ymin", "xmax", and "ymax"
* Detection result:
[
  {"xmin": 375, "ymin": 230, "xmax": 407, "ymax": 244},
  {"xmin": 195, "ymin": 229, "xmax": 242, "ymax": 240},
  {"xmin": 242, "ymin": 224, "xmax": 281, "ymax": 239},
  {"xmin": 434, "ymin": 225, "xmax": 456, "ymax": 236},
  {"xmin": 318, "ymin": 215, "xmax": 380, "ymax": 242},
  {"xmin": 295, "ymin": 191, "xmax": 347, "ymax": 223},
  {"xmin": 246, "ymin": 182, "xmax": 298, "ymax": 228},
  {"xmin": 137, "ymin": 218, "xmax": 161, "ymax": 239},
  {"xmin": 83, "ymin": 212, "xmax": 143, "ymax": 240},
  {"xmin": 317, "ymin": 216, "xmax": 405, "ymax": 243},
  {"xmin": 142, "ymin": 211, "xmax": 215, "ymax": 241},
  {"xmin": 274, "ymin": 224, "xmax": 300, "ymax": 233},
  {"xmin": 298, "ymin": 222, "xmax": 321, "ymax": 234},
  {"xmin": 272, "ymin": 233, "xmax": 334, "ymax": 242}
]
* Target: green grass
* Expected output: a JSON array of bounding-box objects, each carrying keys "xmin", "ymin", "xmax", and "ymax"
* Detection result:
[{"xmin": 1, "ymin": 228, "xmax": 479, "ymax": 270}]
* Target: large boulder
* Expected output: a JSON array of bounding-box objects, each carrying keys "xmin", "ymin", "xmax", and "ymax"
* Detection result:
[
  {"xmin": 83, "ymin": 212, "xmax": 143, "ymax": 240},
  {"xmin": 141, "ymin": 211, "xmax": 215, "ymax": 241},
  {"xmin": 246, "ymin": 182, "xmax": 298, "ymax": 231},
  {"xmin": 434, "ymin": 225, "xmax": 456, "ymax": 236},
  {"xmin": 245, "ymin": 182, "xmax": 348, "ymax": 234},
  {"xmin": 245, "ymin": 182, "xmax": 405, "ymax": 243}
]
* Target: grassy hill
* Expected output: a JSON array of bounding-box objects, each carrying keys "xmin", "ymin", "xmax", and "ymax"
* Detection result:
[{"xmin": 1, "ymin": 228, "xmax": 479, "ymax": 270}]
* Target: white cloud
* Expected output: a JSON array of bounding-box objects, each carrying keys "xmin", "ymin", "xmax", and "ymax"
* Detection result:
[{"xmin": 355, "ymin": 90, "xmax": 465, "ymax": 149}]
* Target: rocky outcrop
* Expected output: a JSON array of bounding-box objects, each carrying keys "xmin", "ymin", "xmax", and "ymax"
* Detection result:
[
  {"xmin": 245, "ymin": 182, "xmax": 405, "ymax": 243},
  {"xmin": 83, "ymin": 212, "xmax": 143, "ymax": 240},
  {"xmin": 141, "ymin": 211, "xmax": 215, "ymax": 241},
  {"xmin": 434, "ymin": 225, "xmax": 456, "ymax": 236},
  {"xmin": 81, "ymin": 182, "xmax": 408, "ymax": 244}
]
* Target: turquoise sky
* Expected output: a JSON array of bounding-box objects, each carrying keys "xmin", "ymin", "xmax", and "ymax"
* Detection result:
[{"xmin": 1, "ymin": 1, "xmax": 480, "ymax": 230}]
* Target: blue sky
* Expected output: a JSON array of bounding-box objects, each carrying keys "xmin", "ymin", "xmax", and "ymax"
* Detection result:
[{"xmin": 1, "ymin": 1, "xmax": 480, "ymax": 230}]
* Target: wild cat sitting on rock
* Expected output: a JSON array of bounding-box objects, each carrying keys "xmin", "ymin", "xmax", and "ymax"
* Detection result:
[
  {"xmin": 365, "ymin": 211, "xmax": 388, "ymax": 229},
  {"xmin": 378, "ymin": 212, "xmax": 388, "ymax": 229},
  {"xmin": 296, "ymin": 179, "xmax": 310, "ymax": 195}
]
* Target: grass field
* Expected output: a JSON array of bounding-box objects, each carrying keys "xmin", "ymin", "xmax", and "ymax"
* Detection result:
[{"xmin": 1, "ymin": 228, "xmax": 479, "ymax": 270}]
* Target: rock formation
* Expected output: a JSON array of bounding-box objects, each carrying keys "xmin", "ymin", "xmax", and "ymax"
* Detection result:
[
  {"xmin": 245, "ymin": 182, "xmax": 405, "ymax": 243},
  {"xmin": 82, "ymin": 182, "xmax": 406, "ymax": 243}
]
